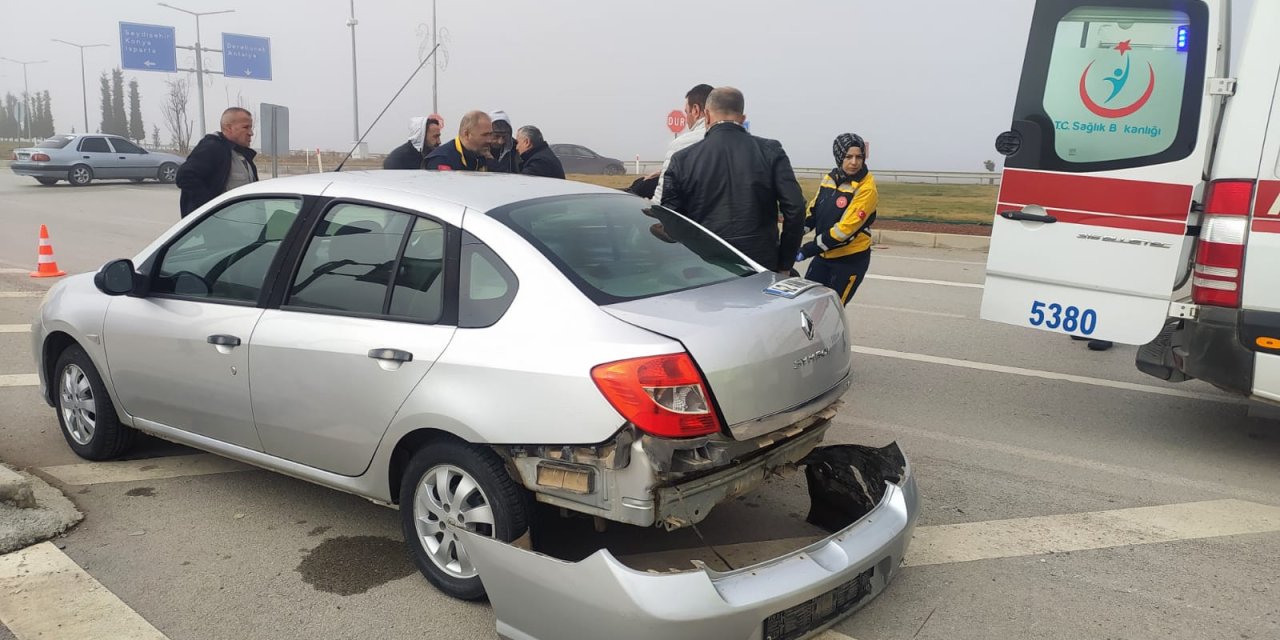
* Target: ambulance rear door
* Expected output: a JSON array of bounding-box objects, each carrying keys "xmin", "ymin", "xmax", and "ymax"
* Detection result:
[{"xmin": 982, "ymin": 0, "xmax": 1230, "ymax": 344}]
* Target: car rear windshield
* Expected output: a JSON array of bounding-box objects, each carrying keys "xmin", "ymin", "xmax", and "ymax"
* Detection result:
[
  {"xmin": 490, "ymin": 193, "xmax": 757, "ymax": 304},
  {"xmin": 36, "ymin": 136, "xmax": 75, "ymax": 149}
]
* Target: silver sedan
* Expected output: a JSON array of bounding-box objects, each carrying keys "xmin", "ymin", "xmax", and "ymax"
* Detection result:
[
  {"xmin": 31, "ymin": 171, "xmax": 917, "ymax": 638},
  {"xmin": 10, "ymin": 134, "xmax": 185, "ymax": 186}
]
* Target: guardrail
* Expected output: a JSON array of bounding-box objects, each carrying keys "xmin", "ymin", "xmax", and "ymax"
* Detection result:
[{"xmin": 629, "ymin": 159, "xmax": 999, "ymax": 185}]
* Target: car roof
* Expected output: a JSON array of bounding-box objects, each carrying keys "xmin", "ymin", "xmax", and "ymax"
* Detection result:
[{"xmin": 234, "ymin": 170, "xmax": 625, "ymax": 213}]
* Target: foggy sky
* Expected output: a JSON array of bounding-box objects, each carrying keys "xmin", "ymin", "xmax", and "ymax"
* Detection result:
[{"xmin": 0, "ymin": 0, "xmax": 1254, "ymax": 171}]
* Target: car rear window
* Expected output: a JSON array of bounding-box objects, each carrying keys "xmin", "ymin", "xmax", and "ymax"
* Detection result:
[
  {"xmin": 490, "ymin": 193, "xmax": 756, "ymax": 304},
  {"xmin": 36, "ymin": 136, "xmax": 75, "ymax": 149}
]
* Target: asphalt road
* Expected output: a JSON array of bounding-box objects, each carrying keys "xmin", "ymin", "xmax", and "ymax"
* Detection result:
[{"xmin": 0, "ymin": 170, "xmax": 1277, "ymax": 640}]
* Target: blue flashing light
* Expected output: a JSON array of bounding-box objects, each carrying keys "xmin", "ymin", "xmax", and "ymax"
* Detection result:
[{"xmin": 1177, "ymin": 25, "xmax": 1190, "ymax": 52}]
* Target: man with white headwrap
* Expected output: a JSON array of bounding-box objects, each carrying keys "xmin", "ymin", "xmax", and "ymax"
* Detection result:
[{"xmin": 383, "ymin": 116, "xmax": 442, "ymax": 170}]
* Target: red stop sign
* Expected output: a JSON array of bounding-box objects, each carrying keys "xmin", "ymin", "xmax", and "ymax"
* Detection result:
[{"xmin": 666, "ymin": 109, "xmax": 686, "ymax": 134}]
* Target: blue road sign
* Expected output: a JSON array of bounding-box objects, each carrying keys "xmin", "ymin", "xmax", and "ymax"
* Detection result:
[
  {"xmin": 222, "ymin": 33, "xmax": 272, "ymax": 81},
  {"xmin": 119, "ymin": 22, "xmax": 177, "ymax": 73}
]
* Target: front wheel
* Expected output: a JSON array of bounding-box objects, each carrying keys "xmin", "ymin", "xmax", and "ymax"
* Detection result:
[
  {"xmin": 68, "ymin": 165, "xmax": 93, "ymax": 186},
  {"xmin": 399, "ymin": 440, "xmax": 529, "ymax": 600},
  {"xmin": 158, "ymin": 163, "xmax": 178, "ymax": 184},
  {"xmin": 53, "ymin": 345, "xmax": 136, "ymax": 460}
]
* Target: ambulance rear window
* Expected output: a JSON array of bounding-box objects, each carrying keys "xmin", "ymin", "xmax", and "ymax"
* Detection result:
[{"xmin": 1007, "ymin": 3, "xmax": 1208, "ymax": 173}]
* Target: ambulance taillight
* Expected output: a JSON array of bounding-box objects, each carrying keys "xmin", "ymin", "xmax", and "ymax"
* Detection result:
[{"xmin": 1192, "ymin": 180, "xmax": 1255, "ymax": 308}]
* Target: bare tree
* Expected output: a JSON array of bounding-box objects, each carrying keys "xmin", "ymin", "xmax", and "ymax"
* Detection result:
[{"xmin": 162, "ymin": 77, "xmax": 194, "ymax": 154}]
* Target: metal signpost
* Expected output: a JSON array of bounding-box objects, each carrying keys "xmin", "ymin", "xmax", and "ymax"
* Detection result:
[{"xmin": 260, "ymin": 102, "xmax": 289, "ymax": 178}]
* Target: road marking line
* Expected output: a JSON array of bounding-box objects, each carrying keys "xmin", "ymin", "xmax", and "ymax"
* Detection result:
[
  {"xmin": 906, "ymin": 499, "xmax": 1280, "ymax": 567},
  {"xmin": 874, "ymin": 254, "xmax": 986, "ymax": 266},
  {"xmin": 815, "ymin": 632, "xmax": 857, "ymax": 640},
  {"xmin": 850, "ymin": 303, "xmax": 968, "ymax": 319},
  {"xmin": 866, "ymin": 274, "xmax": 984, "ymax": 289},
  {"xmin": 38, "ymin": 453, "xmax": 253, "ymax": 486},
  {"xmin": 846, "ymin": 417, "xmax": 1279, "ymax": 505},
  {"xmin": 0, "ymin": 268, "xmax": 29, "ymax": 274},
  {"xmin": 0, "ymin": 542, "xmax": 169, "ymax": 640},
  {"xmin": 0, "ymin": 291, "xmax": 44, "ymax": 299},
  {"xmin": 0, "ymin": 374, "xmax": 38, "ymax": 387},
  {"xmin": 851, "ymin": 345, "xmax": 1241, "ymax": 404},
  {"xmin": 622, "ymin": 500, "xmax": 1280, "ymax": 576},
  {"xmin": 0, "ymin": 324, "xmax": 31, "ymax": 333}
]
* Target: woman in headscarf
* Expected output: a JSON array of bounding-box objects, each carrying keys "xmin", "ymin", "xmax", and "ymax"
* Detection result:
[{"xmin": 796, "ymin": 133, "xmax": 878, "ymax": 305}]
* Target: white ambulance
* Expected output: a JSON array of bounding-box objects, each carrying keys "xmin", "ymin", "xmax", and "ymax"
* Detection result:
[{"xmin": 982, "ymin": 0, "xmax": 1280, "ymax": 403}]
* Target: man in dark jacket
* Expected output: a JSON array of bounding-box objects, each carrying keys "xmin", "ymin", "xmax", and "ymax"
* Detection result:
[
  {"xmin": 660, "ymin": 87, "xmax": 806, "ymax": 272},
  {"xmin": 175, "ymin": 107, "xmax": 258, "ymax": 217},
  {"xmin": 383, "ymin": 116, "xmax": 441, "ymax": 170},
  {"xmin": 486, "ymin": 110, "xmax": 520, "ymax": 173},
  {"xmin": 423, "ymin": 110, "xmax": 493, "ymax": 171},
  {"xmin": 515, "ymin": 125, "xmax": 565, "ymax": 179}
]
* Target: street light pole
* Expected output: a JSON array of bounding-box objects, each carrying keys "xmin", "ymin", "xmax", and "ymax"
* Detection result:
[
  {"xmin": 158, "ymin": 3, "xmax": 234, "ymax": 137},
  {"xmin": 348, "ymin": 0, "xmax": 361, "ymax": 155},
  {"xmin": 432, "ymin": 0, "xmax": 438, "ymax": 114},
  {"xmin": 0, "ymin": 57, "xmax": 47, "ymax": 141},
  {"xmin": 51, "ymin": 39, "xmax": 109, "ymax": 133}
]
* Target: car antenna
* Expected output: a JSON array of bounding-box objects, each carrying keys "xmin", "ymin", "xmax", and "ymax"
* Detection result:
[{"xmin": 334, "ymin": 44, "xmax": 441, "ymax": 173}]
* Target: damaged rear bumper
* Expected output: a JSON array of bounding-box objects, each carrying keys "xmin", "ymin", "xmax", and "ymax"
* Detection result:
[{"xmin": 461, "ymin": 443, "xmax": 918, "ymax": 640}]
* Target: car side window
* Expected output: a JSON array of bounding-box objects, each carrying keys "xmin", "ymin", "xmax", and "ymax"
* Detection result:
[
  {"xmin": 387, "ymin": 217, "xmax": 447, "ymax": 323},
  {"xmin": 286, "ymin": 203, "xmax": 418, "ymax": 317},
  {"xmin": 154, "ymin": 198, "xmax": 303, "ymax": 303},
  {"xmin": 110, "ymin": 138, "xmax": 144, "ymax": 154},
  {"xmin": 459, "ymin": 237, "xmax": 518, "ymax": 329},
  {"xmin": 79, "ymin": 137, "xmax": 110, "ymax": 153}
]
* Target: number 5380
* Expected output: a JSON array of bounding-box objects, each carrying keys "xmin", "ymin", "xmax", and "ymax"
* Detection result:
[{"xmin": 1029, "ymin": 300, "xmax": 1097, "ymax": 335}]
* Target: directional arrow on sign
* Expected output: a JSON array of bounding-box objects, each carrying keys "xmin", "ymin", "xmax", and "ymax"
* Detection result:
[
  {"xmin": 243, "ymin": 69, "xmax": 252, "ymax": 76},
  {"xmin": 144, "ymin": 60, "xmax": 156, "ymax": 67}
]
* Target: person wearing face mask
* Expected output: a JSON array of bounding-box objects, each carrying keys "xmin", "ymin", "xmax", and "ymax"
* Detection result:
[
  {"xmin": 383, "ymin": 116, "xmax": 442, "ymax": 170},
  {"xmin": 796, "ymin": 133, "xmax": 878, "ymax": 305},
  {"xmin": 486, "ymin": 110, "xmax": 520, "ymax": 173}
]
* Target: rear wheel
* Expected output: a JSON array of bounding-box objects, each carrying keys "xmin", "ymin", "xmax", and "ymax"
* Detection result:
[
  {"xmin": 68, "ymin": 165, "xmax": 93, "ymax": 186},
  {"xmin": 35, "ymin": 178, "xmax": 58, "ymax": 186},
  {"xmin": 158, "ymin": 163, "xmax": 178, "ymax": 184},
  {"xmin": 399, "ymin": 440, "xmax": 529, "ymax": 600},
  {"xmin": 53, "ymin": 345, "xmax": 136, "ymax": 460}
]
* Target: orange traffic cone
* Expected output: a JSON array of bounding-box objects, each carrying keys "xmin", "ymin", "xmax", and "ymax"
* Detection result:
[{"xmin": 30, "ymin": 225, "xmax": 66, "ymax": 278}]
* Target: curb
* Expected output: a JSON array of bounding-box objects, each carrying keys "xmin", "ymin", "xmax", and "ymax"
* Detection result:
[
  {"xmin": 0, "ymin": 464, "xmax": 35, "ymax": 509},
  {"xmin": 872, "ymin": 229, "xmax": 990, "ymax": 252}
]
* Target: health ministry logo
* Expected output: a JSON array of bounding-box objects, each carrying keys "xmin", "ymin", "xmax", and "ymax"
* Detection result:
[{"xmin": 1078, "ymin": 40, "xmax": 1155, "ymax": 119}]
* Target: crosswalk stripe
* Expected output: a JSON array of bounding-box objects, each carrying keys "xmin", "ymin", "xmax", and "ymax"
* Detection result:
[
  {"xmin": 38, "ymin": 453, "xmax": 253, "ymax": 485},
  {"xmin": 0, "ymin": 268, "xmax": 29, "ymax": 274},
  {"xmin": 0, "ymin": 324, "xmax": 31, "ymax": 333},
  {"xmin": 621, "ymin": 499, "xmax": 1280, "ymax": 575},
  {"xmin": 866, "ymin": 274, "xmax": 984, "ymax": 289},
  {"xmin": 0, "ymin": 291, "xmax": 45, "ymax": 299},
  {"xmin": 0, "ymin": 374, "xmax": 38, "ymax": 387},
  {"xmin": 0, "ymin": 542, "xmax": 169, "ymax": 639}
]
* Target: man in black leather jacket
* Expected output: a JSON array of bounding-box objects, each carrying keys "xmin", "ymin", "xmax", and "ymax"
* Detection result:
[{"xmin": 659, "ymin": 87, "xmax": 806, "ymax": 273}]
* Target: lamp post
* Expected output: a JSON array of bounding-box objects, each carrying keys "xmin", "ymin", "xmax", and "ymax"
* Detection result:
[
  {"xmin": 0, "ymin": 57, "xmax": 47, "ymax": 141},
  {"xmin": 51, "ymin": 39, "xmax": 109, "ymax": 133},
  {"xmin": 157, "ymin": 2, "xmax": 235, "ymax": 136}
]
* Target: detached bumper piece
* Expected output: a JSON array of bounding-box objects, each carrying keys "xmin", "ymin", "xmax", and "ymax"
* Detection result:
[{"xmin": 460, "ymin": 443, "xmax": 918, "ymax": 640}]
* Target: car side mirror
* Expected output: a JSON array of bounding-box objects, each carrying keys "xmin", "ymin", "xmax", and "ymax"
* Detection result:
[{"xmin": 94, "ymin": 259, "xmax": 139, "ymax": 296}]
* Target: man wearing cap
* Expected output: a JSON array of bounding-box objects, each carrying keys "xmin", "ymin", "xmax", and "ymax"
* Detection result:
[
  {"xmin": 795, "ymin": 133, "xmax": 878, "ymax": 305},
  {"xmin": 423, "ymin": 110, "xmax": 493, "ymax": 171},
  {"xmin": 486, "ymin": 110, "xmax": 520, "ymax": 173}
]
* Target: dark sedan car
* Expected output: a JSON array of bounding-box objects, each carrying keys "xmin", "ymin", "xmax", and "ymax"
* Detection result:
[{"xmin": 550, "ymin": 144, "xmax": 626, "ymax": 175}]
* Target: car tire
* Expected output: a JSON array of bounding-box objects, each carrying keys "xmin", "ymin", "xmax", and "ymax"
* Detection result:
[
  {"xmin": 53, "ymin": 345, "xmax": 136, "ymax": 461},
  {"xmin": 603, "ymin": 164, "xmax": 624, "ymax": 176},
  {"xmin": 399, "ymin": 439, "xmax": 529, "ymax": 601},
  {"xmin": 158, "ymin": 163, "xmax": 178, "ymax": 184},
  {"xmin": 35, "ymin": 178, "xmax": 58, "ymax": 186},
  {"xmin": 68, "ymin": 165, "xmax": 93, "ymax": 186}
]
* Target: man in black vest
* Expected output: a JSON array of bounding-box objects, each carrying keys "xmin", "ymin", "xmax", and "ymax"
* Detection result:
[{"xmin": 175, "ymin": 107, "xmax": 259, "ymax": 217}]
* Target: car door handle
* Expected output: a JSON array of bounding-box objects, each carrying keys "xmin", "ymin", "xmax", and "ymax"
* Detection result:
[
  {"xmin": 118, "ymin": 156, "xmax": 127, "ymax": 159},
  {"xmin": 999, "ymin": 209, "xmax": 1058, "ymax": 224},
  {"xmin": 207, "ymin": 334, "xmax": 242, "ymax": 347},
  {"xmin": 83, "ymin": 155, "xmax": 91, "ymax": 159},
  {"xmin": 368, "ymin": 348, "xmax": 413, "ymax": 363}
]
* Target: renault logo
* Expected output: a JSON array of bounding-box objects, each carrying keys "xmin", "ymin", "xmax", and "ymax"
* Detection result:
[{"xmin": 801, "ymin": 310, "xmax": 815, "ymax": 341}]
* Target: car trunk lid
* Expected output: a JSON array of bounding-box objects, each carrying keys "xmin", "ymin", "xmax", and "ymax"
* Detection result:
[{"xmin": 604, "ymin": 274, "xmax": 850, "ymax": 440}]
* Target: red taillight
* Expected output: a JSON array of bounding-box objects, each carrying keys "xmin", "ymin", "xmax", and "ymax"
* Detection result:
[
  {"xmin": 1204, "ymin": 179, "xmax": 1255, "ymax": 216},
  {"xmin": 1192, "ymin": 179, "xmax": 1253, "ymax": 307},
  {"xmin": 31, "ymin": 153, "xmax": 51, "ymax": 162},
  {"xmin": 591, "ymin": 353, "xmax": 722, "ymax": 438}
]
